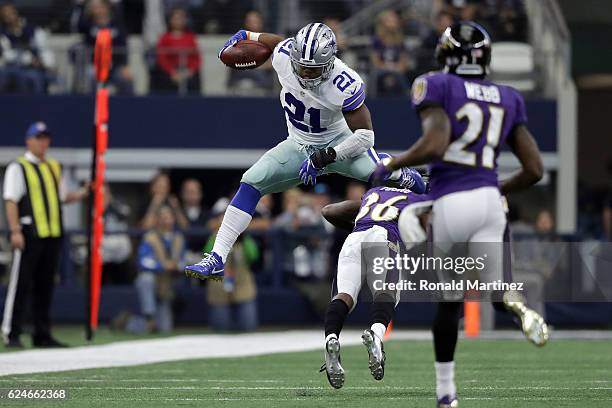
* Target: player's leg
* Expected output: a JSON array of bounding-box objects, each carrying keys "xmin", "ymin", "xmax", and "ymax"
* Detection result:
[
  {"xmin": 470, "ymin": 189, "xmax": 549, "ymax": 346},
  {"xmin": 362, "ymin": 292, "xmax": 394, "ymax": 381},
  {"xmin": 321, "ymin": 231, "xmax": 364, "ymax": 389},
  {"xmin": 185, "ymin": 139, "xmax": 305, "ymax": 280},
  {"xmin": 361, "ymin": 226, "xmax": 397, "ymax": 381},
  {"xmin": 430, "ymin": 190, "xmax": 481, "ymax": 407},
  {"xmin": 432, "ymin": 301, "xmax": 461, "ymax": 408},
  {"xmin": 322, "ymin": 234, "xmax": 362, "ymax": 389}
]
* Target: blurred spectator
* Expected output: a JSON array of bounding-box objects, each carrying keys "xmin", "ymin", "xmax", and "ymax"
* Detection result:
[
  {"xmin": 176, "ymin": 178, "xmax": 209, "ymax": 253},
  {"xmin": 101, "ymin": 183, "xmax": 133, "ymax": 284},
  {"xmin": 275, "ymin": 189, "xmax": 328, "ymax": 279},
  {"xmin": 250, "ymin": 194, "xmax": 273, "ymax": 231},
  {"xmin": 371, "ymin": 10, "xmax": 410, "ymax": 96},
  {"xmin": 75, "ymin": 0, "xmax": 132, "ymax": 94},
  {"xmin": 420, "ymin": 11, "xmax": 454, "ymax": 71},
  {"xmin": 201, "ymin": 0, "xmax": 251, "ymax": 34},
  {"xmin": 324, "ymin": 17, "xmax": 347, "ymax": 57},
  {"xmin": 458, "ymin": 2, "xmax": 481, "ymax": 21},
  {"xmin": 151, "ymin": 7, "xmax": 201, "ymax": 95},
  {"xmin": 205, "ymin": 198, "xmax": 258, "ymax": 332},
  {"xmin": 140, "ymin": 172, "xmax": 183, "ymax": 230},
  {"xmin": 313, "ymin": 183, "xmax": 333, "ymax": 232},
  {"xmin": 511, "ymin": 208, "xmax": 558, "ymax": 318},
  {"xmin": 227, "ymin": 10, "xmax": 274, "ymax": 96},
  {"xmin": 125, "ymin": 205, "xmax": 186, "ymax": 333},
  {"xmin": 535, "ymin": 209, "xmax": 555, "ymax": 235},
  {"xmin": 0, "ymin": 3, "xmax": 54, "ymax": 94},
  {"xmin": 247, "ymin": 193, "xmax": 273, "ymax": 273},
  {"xmin": 489, "ymin": 0, "xmax": 527, "ymax": 42}
]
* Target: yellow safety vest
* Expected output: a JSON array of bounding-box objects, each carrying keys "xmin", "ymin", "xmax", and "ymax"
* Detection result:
[{"xmin": 17, "ymin": 156, "xmax": 62, "ymax": 238}]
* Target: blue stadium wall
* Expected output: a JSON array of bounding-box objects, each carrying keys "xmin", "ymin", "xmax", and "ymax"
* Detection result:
[{"xmin": 0, "ymin": 95, "xmax": 557, "ymax": 151}]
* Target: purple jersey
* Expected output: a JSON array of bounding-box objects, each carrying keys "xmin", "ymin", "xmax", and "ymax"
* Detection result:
[
  {"xmin": 353, "ymin": 186, "xmax": 430, "ymax": 242},
  {"xmin": 411, "ymin": 72, "xmax": 528, "ymax": 199}
]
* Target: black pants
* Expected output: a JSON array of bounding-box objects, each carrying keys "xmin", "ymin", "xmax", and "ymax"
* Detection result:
[{"xmin": 8, "ymin": 235, "xmax": 62, "ymax": 341}]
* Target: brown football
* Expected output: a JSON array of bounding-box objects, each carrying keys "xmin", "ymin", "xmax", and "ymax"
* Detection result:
[{"xmin": 220, "ymin": 40, "xmax": 272, "ymax": 70}]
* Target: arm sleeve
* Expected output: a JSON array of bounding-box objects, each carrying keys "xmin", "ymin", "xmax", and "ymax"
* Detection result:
[
  {"xmin": 333, "ymin": 128, "xmax": 374, "ymax": 161},
  {"xmin": 2, "ymin": 162, "xmax": 26, "ymax": 203},
  {"xmin": 411, "ymin": 73, "xmax": 446, "ymax": 112}
]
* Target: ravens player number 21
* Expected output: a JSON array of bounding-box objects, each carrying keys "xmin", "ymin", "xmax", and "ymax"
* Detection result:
[{"xmin": 376, "ymin": 21, "xmax": 549, "ymax": 408}]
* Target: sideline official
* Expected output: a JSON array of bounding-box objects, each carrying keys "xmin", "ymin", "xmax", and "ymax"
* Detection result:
[{"xmin": 2, "ymin": 122, "xmax": 87, "ymax": 348}]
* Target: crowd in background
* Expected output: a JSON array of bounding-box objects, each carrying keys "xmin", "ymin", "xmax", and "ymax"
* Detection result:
[
  {"xmin": 2, "ymin": 0, "xmax": 609, "ymax": 334},
  {"xmin": 62, "ymin": 168, "xmax": 590, "ymax": 334},
  {"xmin": 82, "ymin": 172, "xmax": 367, "ymax": 334},
  {"xmin": 0, "ymin": 0, "xmax": 528, "ymax": 95}
]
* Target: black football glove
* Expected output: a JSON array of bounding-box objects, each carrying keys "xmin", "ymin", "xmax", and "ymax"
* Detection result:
[{"xmin": 310, "ymin": 147, "xmax": 337, "ymax": 169}]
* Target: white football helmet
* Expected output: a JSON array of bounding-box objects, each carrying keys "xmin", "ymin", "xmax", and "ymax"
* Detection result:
[{"xmin": 290, "ymin": 23, "xmax": 337, "ymax": 90}]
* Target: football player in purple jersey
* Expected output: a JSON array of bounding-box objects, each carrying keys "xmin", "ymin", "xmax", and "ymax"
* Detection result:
[
  {"xmin": 319, "ymin": 154, "xmax": 431, "ymax": 389},
  {"xmin": 373, "ymin": 22, "xmax": 549, "ymax": 407}
]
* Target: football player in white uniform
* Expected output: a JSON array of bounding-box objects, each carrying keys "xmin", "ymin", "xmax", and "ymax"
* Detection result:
[{"xmin": 185, "ymin": 23, "xmax": 425, "ymax": 280}]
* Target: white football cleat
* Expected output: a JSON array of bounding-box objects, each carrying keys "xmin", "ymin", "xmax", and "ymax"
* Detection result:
[
  {"xmin": 361, "ymin": 329, "xmax": 386, "ymax": 380},
  {"xmin": 320, "ymin": 336, "xmax": 345, "ymax": 389},
  {"xmin": 503, "ymin": 291, "xmax": 549, "ymax": 347}
]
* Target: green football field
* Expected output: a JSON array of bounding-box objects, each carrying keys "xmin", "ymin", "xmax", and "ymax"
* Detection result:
[{"xmin": 0, "ymin": 332, "xmax": 611, "ymax": 407}]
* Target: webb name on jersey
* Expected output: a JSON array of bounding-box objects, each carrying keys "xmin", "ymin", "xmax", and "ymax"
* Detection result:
[{"xmin": 272, "ymin": 38, "xmax": 366, "ymax": 146}]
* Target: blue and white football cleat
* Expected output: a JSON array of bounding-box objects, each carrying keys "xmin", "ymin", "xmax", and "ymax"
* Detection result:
[
  {"xmin": 437, "ymin": 395, "xmax": 459, "ymax": 408},
  {"xmin": 320, "ymin": 336, "xmax": 345, "ymax": 389},
  {"xmin": 184, "ymin": 252, "xmax": 224, "ymax": 281},
  {"xmin": 361, "ymin": 329, "xmax": 386, "ymax": 381}
]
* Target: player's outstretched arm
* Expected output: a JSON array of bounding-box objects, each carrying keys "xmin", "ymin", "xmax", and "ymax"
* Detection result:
[
  {"xmin": 256, "ymin": 33, "xmax": 284, "ymax": 51},
  {"xmin": 218, "ymin": 30, "xmax": 283, "ymax": 59},
  {"xmin": 321, "ymin": 200, "xmax": 361, "ymax": 231},
  {"xmin": 387, "ymin": 107, "xmax": 450, "ymax": 171},
  {"xmin": 500, "ymin": 124, "xmax": 543, "ymax": 195}
]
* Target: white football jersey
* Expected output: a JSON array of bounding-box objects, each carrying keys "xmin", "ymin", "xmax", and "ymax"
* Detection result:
[{"xmin": 272, "ymin": 38, "xmax": 366, "ymax": 145}]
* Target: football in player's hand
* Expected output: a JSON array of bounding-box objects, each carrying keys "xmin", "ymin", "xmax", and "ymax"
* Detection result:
[{"xmin": 220, "ymin": 40, "xmax": 272, "ymax": 70}]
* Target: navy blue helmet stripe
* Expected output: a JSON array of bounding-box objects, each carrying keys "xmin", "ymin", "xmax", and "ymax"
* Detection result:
[
  {"xmin": 308, "ymin": 23, "xmax": 324, "ymax": 60},
  {"xmin": 301, "ymin": 23, "xmax": 315, "ymax": 59}
]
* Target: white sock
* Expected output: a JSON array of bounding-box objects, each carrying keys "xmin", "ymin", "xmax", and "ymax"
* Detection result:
[
  {"xmin": 325, "ymin": 333, "xmax": 337, "ymax": 343},
  {"xmin": 211, "ymin": 205, "xmax": 252, "ymax": 262},
  {"xmin": 371, "ymin": 322, "xmax": 386, "ymax": 340},
  {"xmin": 435, "ymin": 361, "xmax": 456, "ymax": 399}
]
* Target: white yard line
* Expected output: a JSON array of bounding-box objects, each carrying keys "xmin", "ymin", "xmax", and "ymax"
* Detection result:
[{"xmin": 0, "ymin": 329, "xmax": 610, "ymax": 377}]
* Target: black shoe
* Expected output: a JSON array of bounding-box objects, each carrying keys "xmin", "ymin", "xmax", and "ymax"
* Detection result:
[
  {"xmin": 32, "ymin": 337, "xmax": 69, "ymax": 348},
  {"xmin": 4, "ymin": 338, "xmax": 24, "ymax": 349}
]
